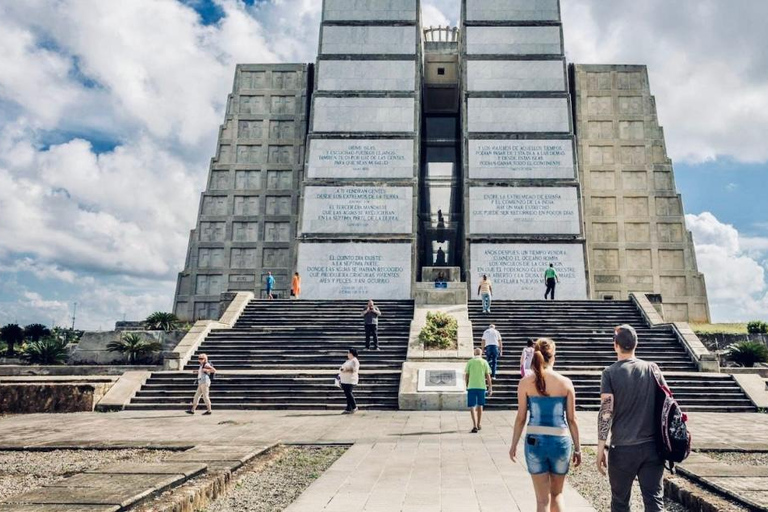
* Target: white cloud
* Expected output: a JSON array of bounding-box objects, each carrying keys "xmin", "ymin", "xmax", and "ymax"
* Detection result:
[{"xmin": 686, "ymin": 213, "xmax": 768, "ymax": 321}]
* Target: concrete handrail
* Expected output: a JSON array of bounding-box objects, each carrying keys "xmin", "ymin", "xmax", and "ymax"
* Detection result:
[
  {"xmin": 164, "ymin": 292, "xmax": 254, "ymax": 371},
  {"xmin": 629, "ymin": 293, "xmax": 718, "ymax": 372}
]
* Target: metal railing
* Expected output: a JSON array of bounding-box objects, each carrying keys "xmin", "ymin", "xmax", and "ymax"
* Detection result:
[{"xmin": 423, "ymin": 26, "xmax": 459, "ymax": 43}]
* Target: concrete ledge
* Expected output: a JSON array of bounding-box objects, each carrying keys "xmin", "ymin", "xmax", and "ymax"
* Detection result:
[
  {"xmin": 95, "ymin": 371, "xmax": 151, "ymax": 412},
  {"xmin": 0, "ymin": 365, "xmax": 160, "ymax": 377},
  {"xmin": 630, "ymin": 293, "xmax": 719, "ymax": 373},
  {"xmin": 732, "ymin": 373, "xmax": 768, "ymax": 409},
  {"xmin": 399, "ymin": 362, "xmax": 467, "ymax": 410},
  {"xmin": 165, "ymin": 292, "xmax": 253, "ymax": 370}
]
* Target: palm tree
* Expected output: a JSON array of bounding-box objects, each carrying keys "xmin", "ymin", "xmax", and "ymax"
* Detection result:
[
  {"xmin": 24, "ymin": 323, "xmax": 52, "ymax": 342},
  {"xmin": 145, "ymin": 312, "xmax": 180, "ymax": 332},
  {"xmin": 0, "ymin": 324, "xmax": 25, "ymax": 357},
  {"xmin": 22, "ymin": 336, "xmax": 69, "ymax": 365},
  {"xmin": 107, "ymin": 333, "xmax": 163, "ymax": 364}
]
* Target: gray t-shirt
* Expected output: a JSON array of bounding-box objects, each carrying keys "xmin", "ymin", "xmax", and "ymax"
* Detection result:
[{"xmin": 600, "ymin": 358, "xmax": 665, "ymax": 447}]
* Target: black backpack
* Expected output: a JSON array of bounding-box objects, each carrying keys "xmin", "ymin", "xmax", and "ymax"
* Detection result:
[{"xmin": 651, "ymin": 364, "xmax": 691, "ymax": 472}]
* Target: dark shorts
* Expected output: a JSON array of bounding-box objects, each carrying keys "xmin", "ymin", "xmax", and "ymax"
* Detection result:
[{"xmin": 467, "ymin": 389, "xmax": 486, "ymax": 408}]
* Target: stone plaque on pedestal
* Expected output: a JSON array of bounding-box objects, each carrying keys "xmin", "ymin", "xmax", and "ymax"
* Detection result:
[
  {"xmin": 468, "ymin": 140, "xmax": 574, "ymax": 180},
  {"xmin": 297, "ymin": 242, "xmax": 412, "ymax": 300},
  {"xmin": 470, "ymin": 243, "xmax": 587, "ymax": 300},
  {"xmin": 302, "ymin": 186, "xmax": 413, "ymax": 234},
  {"xmin": 469, "ymin": 187, "xmax": 580, "ymax": 235},
  {"xmin": 307, "ymin": 139, "xmax": 414, "ymax": 179}
]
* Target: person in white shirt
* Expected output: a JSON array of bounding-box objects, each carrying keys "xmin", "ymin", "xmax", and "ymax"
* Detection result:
[
  {"xmin": 339, "ymin": 348, "xmax": 360, "ymax": 414},
  {"xmin": 481, "ymin": 324, "xmax": 503, "ymax": 379},
  {"xmin": 520, "ymin": 339, "xmax": 535, "ymax": 377},
  {"xmin": 187, "ymin": 353, "xmax": 216, "ymax": 415}
]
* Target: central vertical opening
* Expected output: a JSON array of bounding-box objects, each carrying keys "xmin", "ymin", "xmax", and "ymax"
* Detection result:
[{"xmin": 419, "ymin": 27, "xmax": 464, "ymax": 280}]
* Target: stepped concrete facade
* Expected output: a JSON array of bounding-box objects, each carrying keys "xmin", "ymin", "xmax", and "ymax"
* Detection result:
[{"xmin": 174, "ymin": 0, "xmax": 710, "ymax": 323}]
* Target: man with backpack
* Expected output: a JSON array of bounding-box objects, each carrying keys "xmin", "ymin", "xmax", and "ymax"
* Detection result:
[{"xmin": 596, "ymin": 324, "xmax": 667, "ymax": 512}]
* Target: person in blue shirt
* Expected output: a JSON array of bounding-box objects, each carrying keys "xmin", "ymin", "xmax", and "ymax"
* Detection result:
[{"xmin": 266, "ymin": 271, "xmax": 275, "ymax": 300}]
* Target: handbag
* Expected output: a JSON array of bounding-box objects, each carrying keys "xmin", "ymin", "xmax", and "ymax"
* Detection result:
[{"xmin": 334, "ymin": 374, "xmax": 342, "ymax": 388}]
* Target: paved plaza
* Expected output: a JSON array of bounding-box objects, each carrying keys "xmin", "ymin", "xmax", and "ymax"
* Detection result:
[{"xmin": 2, "ymin": 410, "xmax": 768, "ymax": 511}]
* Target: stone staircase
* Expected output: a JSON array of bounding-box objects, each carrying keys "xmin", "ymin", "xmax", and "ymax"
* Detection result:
[
  {"xmin": 468, "ymin": 300, "xmax": 756, "ymax": 413},
  {"xmin": 126, "ymin": 300, "xmax": 413, "ymax": 411}
]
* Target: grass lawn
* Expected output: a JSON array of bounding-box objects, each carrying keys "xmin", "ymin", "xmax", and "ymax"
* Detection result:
[{"xmin": 691, "ymin": 323, "xmax": 748, "ymax": 335}]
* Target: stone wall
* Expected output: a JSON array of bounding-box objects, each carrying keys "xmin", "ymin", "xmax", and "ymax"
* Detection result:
[
  {"xmin": 572, "ymin": 64, "xmax": 710, "ymax": 322},
  {"xmin": 173, "ymin": 64, "xmax": 310, "ymax": 320},
  {"xmin": 0, "ymin": 379, "xmax": 115, "ymax": 413},
  {"xmin": 296, "ymin": 0, "xmax": 421, "ymax": 300},
  {"xmin": 461, "ymin": 0, "xmax": 588, "ymax": 300},
  {"xmin": 69, "ymin": 330, "xmax": 186, "ymax": 365}
]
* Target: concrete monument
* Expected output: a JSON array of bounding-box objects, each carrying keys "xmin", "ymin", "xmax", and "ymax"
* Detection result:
[{"xmin": 173, "ymin": 0, "xmax": 709, "ymax": 323}]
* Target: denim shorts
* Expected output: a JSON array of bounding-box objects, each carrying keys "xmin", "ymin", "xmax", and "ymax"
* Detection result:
[
  {"xmin": 524, "ymin": 434, "xmax": 572, "ymax": 475},
  {"xmin": 467, "ymin": 389, "xmax": 486, "ymax": 407}
]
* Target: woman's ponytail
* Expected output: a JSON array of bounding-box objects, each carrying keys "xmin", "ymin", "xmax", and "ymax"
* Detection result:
[{"xmin": 531, "ymin": 338, "xmax": 556, "ymax": 396}]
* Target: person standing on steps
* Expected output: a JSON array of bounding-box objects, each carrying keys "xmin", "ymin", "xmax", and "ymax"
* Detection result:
[
  {"xmin": 544, "ymin": 264, "xmax": 559, "ymax": 301},
  {"xmin": 597, "ymin": 324, "xmax": 667, "ymax": 512},
  {"xmin": 291, "ymin": 272, "xmax": 301, "ymax": 300},
  {"xmin": 510, "ymin": 339, "xmax": 582, "ymax": 512},
  {"xmin": 478, "ymin": 274, "xmax": 493, "ymax": 314},
  {"xmin": 520, "ymin": 338, "xmax": 535, "ymax": 377},
  {"xmin": 339, "ymin": 348, "xmax": 360, "ymax": 414},
  {"xmin": 265, "ymin": 271, "xmax": 275, "ymax": 300},
  {"xmin": 465, "ymin": 347, "xmax": 493, "ymax": 433},
  {"xmin": 481, "ymin": 323, "xmax": 503, "ymax": 379},
  {"xmin": 361, "ymin": 300, "xmax": 381, "ymax": 350},
  {"xmin": 187, "ymin": 353, "xmax": 216, "ymax": 416}
]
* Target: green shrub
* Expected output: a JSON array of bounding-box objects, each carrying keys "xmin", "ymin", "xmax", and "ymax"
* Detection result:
[
  {"xmin": 727, "ymin": 341, "xmax": 768, "ymax": 368},
  {"xmin": 145, "ymin": 312, "xmax": 180, "ymax": 332},
  {"xmin": 747, "ymin": 321, "xmax": 768, "ymax": 334},
  {"xmin": 419, "ymin": 312, "xmax": 458, "ymax": 350},
  {"xmin": 0, "ymin": 340, "xmax": 7, "ymax": 357},
  {"xmin": 107, "ymin": 333, "xmax": 163, "ymax": 364},
  {"xmin": 22, "ymin": 336, "xmax": 69, "ymax": 365}
]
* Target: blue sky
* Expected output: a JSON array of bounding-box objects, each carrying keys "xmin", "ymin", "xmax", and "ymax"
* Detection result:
[{"xmin": 0, "ymin": 0, "xmax": 767, "ymax": 329}]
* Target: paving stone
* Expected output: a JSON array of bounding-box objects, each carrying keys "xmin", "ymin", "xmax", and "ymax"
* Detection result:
[
  {"xmin": 6, "ymin": 474, "xmax": 183, "ymax": 509},
  {"xmin": 0, "ymin": 506, "xmax": 119, "ymax": 512},
  {"xmin": 86, "ymin": 462, "xmax": 206, "ymax": 478},
  {"xmin": 708, "ymin": 477, "xmax": 768, "ymax": 492},
  {"xmin": 683, "ymin": 463, "xmax": 768, "ymax": 477}
]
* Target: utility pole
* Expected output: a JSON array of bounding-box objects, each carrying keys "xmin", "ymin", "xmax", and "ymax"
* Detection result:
[{"xmin": 71, "ymin": 302, "xmax": 77, "ymax": 330}]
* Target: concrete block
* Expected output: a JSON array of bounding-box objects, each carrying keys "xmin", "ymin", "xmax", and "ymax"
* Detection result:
[
  {"xmin": 297, "ymin": 242, "xmax": 412, "ymax": 300},
  {"xmin": 469, "ymin": 243, "xmax": 588, "ymax": 300},
  {"xmin": 466, "ymin": 0, "xmax": 560, "ymax": 22},
  {"xmin": 317, "ymin": 60, "xmax": 416, "ymax": 91},
  {"xmin": 312, "ymin": 97, "xmax": 416, "ymax": 133},
  {"xmin": 321, "ymin": 26, "xmax": 417, "ymax": 55},
  {"xmin": 465, "ymin": 26, "xmax": 562, "ymax": 55},
  {"xmin": 89, "ymin": 462, "xmax": 207, "ymax": 478},
  {"xmin": 469, "ymin": 186, "xmax": 581, "ymax": 235},
  {"xmin": 301, "ymin": 186, "xmax": 413, "ymax": 234},
  {"xmin": 469, "ymin": 139, "xmax": 574, "ymax": 180},
  {"xmin": 467, "ymin": 97, "xmax": 570, "ymax": 133},
  {"xmin": 307, "ymin": 138, "xmax": 415, "ymax": 179},
  {"xmin": 467, "ymin": 60, "xmax": 565, "ymax": 92},
  {"xmin": 323, "ymin": 0, "xmax": 417, "ymax": 22}
]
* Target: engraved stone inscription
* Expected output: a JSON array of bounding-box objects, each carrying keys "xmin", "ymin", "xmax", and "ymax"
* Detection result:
[
  {"xmin": 302, "ymin": 186, "xmax": 413, "ymax": 234},
  {"xmin": 470, "ymin": 244, "xmax": 587, "ymax": 300},
  {"xmin": 468, "ymin": 140, "xmax": 574, "ymax": 180},
  {"xmin": 308, "ymin": 139, "xmax": 414, "ymax": 179},
  {"xmin": 297, "ymin": 242, "xmax": 412, "ymax": 300},
  {"xmin": 469, "ymin": 187, "xmax": 580, "ymax": 235}
]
